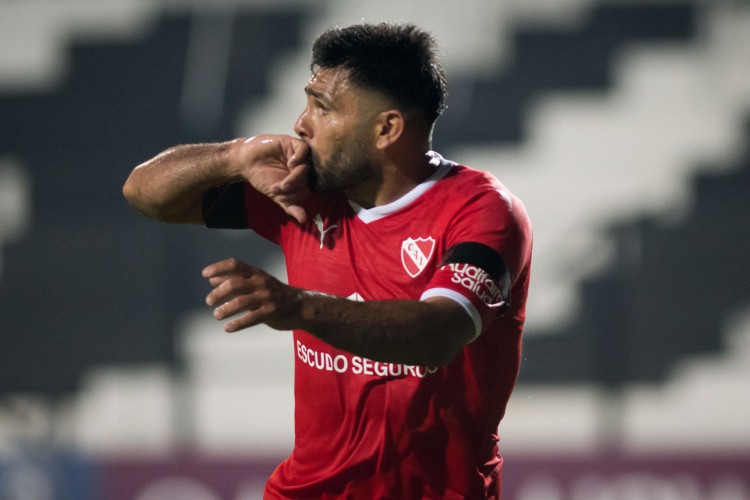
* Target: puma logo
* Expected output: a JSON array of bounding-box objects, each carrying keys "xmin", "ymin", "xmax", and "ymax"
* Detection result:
[{"xmin": 314, "ymin": 213, "xmax": 338, "ymax": 249}]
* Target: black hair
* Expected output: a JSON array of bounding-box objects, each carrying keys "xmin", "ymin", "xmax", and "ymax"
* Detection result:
[{"xmin": 311, "ymin": 23, "xmax": 447, "ymax": 126}]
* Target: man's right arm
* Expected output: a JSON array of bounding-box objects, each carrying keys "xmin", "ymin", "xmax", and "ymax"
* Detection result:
[
  {"xmin": 122, "ymin": 139, "xmax": 243, "ymax": 224},
  {"xmin": 122, "ymin": 135, "xmax": 311, "ymax": 225}
]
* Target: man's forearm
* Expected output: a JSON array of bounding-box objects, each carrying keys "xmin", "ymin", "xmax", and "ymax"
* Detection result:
[
  {"xmin": 123, "ymin": 139, "xmax": 243, "ymax": 224},
  {"xmin": 203, "ymin": 258, "xmax": 476, "ymax": 366},
  {"xmin": 297, "ymin": 294, "xmax": 474, "ymax": 367}
]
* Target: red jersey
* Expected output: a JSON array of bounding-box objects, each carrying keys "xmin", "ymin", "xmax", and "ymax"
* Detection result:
[{"xmin": 244, "ymin": 152, "xmax": 532, "ymax": 499}]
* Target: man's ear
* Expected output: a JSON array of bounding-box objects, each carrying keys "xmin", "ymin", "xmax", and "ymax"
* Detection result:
[{"xmin": 375, "ymin": 110, "xmax": 405, "ymax": 150}]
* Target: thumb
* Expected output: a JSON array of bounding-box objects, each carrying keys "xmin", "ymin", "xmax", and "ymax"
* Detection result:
[
  {"xmin": 287, "ymin": 139, "xmax": 310, "ymax": 168},
  {"xmin": 280, "ymin": 202, "xmax": 307, "ymax": 224}
]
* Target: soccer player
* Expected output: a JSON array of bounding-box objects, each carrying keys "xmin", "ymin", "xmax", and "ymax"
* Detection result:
[{"xmin": 123, "ymin": 22, "xmax": 532, "ymax": 499}]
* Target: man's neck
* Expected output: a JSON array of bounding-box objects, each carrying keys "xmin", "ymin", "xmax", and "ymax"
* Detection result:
[{"xmin": 345, "ymin": 150, "xmax": 434, "ymax": 209}]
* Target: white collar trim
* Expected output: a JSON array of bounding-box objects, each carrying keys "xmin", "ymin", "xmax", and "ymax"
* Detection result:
[{"xmin": 349, "ymin": 152, "xmax": 454, "ymax": 224}]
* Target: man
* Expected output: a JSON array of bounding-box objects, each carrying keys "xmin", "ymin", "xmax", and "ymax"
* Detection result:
[{"xmin": 123, "ymin": 22, "xmax": 532, "ymax": 499}]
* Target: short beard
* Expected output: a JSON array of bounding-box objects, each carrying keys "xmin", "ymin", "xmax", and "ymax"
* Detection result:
[{"xmin": 309, "ymin": 145, "xmax": 374, "ymax": 194}]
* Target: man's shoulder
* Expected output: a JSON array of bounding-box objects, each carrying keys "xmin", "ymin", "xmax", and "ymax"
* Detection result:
[
  {"xmin": 436, "ymin": 163, "xmax": 513, "ymax": 205},
  {"xmin": 435, "ymin": 158, "xmax": 502, "ymax": 188},
  {"xmin": 435, "ymin": 161, "xmax": 531, "ymax": 230}
]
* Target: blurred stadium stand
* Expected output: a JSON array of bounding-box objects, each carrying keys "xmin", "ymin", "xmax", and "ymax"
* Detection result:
[
  {"xmin": 434, "ymin": 2, "xmax": 697, "ymax": 146},
  {"xmin": 521, "ymin": 133, "xmax": 750, "ymax": 385},
  {"xmin": 0, "ymin": 5, "xmax": 308, "ymax": 395}
]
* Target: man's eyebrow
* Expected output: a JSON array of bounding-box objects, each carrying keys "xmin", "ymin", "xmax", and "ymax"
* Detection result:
[
  {"xmin": 304, "ymin": 86, "xmax": 326, "ymax": 100},
  {"xmin": 305, "ymin": 85, "xmax": 331, "ymax": 103}
]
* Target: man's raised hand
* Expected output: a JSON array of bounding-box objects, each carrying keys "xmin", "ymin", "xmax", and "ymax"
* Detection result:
[{"xmin": 235, "ymin": 135, "xmax": 311, "ymax": 223}]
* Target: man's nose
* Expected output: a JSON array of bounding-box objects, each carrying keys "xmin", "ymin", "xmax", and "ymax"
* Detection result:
[{"xmin": 294, "ymin": 109, "xmax": 310, "ymax": 139}]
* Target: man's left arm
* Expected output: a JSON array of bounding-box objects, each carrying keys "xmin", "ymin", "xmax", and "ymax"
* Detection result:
[{"xmin": 202, "ymin": 258, "xmax": 474, "ymax": 367}]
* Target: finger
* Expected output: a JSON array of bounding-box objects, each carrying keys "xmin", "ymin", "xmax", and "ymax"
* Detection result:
[
  {"xmin": 273, "ymin": 170, "xmax": 310, "ymax": 205},
  {"xmin": 207, "ymin": 275, "xmax": 231, "ymax": 287},
  {"xmin": 212, "ymin": 296, "xmax": 240, "ymax": 319},
  {"xmin": 211, "ymin": 289, "xmax": 259, "ymax": 318},
  {"xmin": 280, "ymin": 161, "xmax": 310, "ymax": 189},
  {"xmin": 202, "ymin": 261, "xmax": 228, "ymax": 279},
  {"xmin": 206, "ymin": 277, "xmax": 255, "ymax": 307},
  {"xmin": 282, "ymin": 203, "xmax": 307, "ymax": 224},
  {"xmin": 269, "ymin": 189, "xmax": 308, "ymax": 224},
  {"xmin": 287, "ymin": 139, "xmax": 310, "ymax": 168},
  {"xmin": 269, "ymin": 190, "xmax": 306, "ymax": 205},
  {"xmin": 275, "ymin": 168, "xmax": 310, "ymax": 224},
  {"xmin": 202, "ymin": 258, "xmax": 250, "ymax": 278},
  {"xmin": 224, "ymin": 311, "xmax": 262, "ymax": 333},
  {"xmin": 223, "ymin": 300, "xmax": 280, "ymax": 332},
  {"xmin": 270, "ymin": 177, "xmax": 310, "ymax": 210}
]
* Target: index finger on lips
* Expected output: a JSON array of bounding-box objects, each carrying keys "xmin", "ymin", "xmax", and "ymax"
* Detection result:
[{"xmin": 286, "ymin": 138, "xmax": 310, "ymax": 167}]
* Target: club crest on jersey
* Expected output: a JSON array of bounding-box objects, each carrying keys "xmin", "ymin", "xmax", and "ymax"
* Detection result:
[{"xmin": 401, "ymin": 237, "xmax": 435, "ymax": 278}]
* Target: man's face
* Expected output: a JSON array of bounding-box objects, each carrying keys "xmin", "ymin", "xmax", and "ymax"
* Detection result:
[{"xmin": 294, "ymin": 67, "xmax": 386, "ymax": 194}]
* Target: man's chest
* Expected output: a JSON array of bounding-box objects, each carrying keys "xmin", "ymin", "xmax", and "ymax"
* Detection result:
[{"xmin": 283, "ymin": 208, "xmax": 451, "ymax": 300}]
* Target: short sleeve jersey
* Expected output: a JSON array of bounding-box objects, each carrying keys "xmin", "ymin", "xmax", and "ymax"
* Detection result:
[{"xmin": 240, "ymin": 152, "xmax": 532, "ymax": 499}]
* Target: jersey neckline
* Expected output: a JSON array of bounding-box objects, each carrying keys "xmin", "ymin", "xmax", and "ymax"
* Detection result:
[{"xmin": 348, "ymin": 151, "xmax": 455, "ymax": 224}]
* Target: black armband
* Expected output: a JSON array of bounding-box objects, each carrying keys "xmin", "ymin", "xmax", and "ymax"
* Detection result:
[
  {"xmin": 439, "ymin": 242, "xmax": 512, "ymax": 310},
  {"xmin": 202, "ymin": 182, "xmax": 248, "ymax": 229}
]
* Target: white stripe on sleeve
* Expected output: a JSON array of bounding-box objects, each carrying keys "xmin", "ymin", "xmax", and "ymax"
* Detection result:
[{"xmin": 419, "ymin": 287, "xmax": 482, "ymax": 342}]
